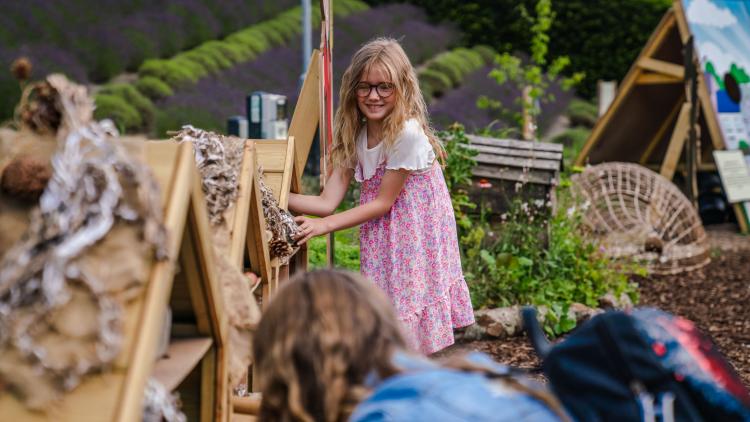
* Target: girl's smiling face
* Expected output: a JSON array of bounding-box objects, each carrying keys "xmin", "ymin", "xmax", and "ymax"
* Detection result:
[{"xmin": 356, "ymin": 64, "xmax": 396, "ymax": 124}]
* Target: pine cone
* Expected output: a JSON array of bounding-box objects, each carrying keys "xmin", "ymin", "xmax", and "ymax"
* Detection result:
[
  {"xmin": 1, "ymin": 155, "xmax": 52, "ymax": 202},
  {"xmin": 19, "ymin": 81, "xmax": 62, "ymax": 134},
  {"xmin": 10, "ymin": 57, "xmax": 32, "ymax": 82}
]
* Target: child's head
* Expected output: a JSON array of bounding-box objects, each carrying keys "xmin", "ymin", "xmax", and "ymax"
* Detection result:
[
  {"xmin": 253, "ymin": 269, "xmax": 407, "ymax": 422},
  {"xmin": 330, "ymin": 37, "xmax": 444, "ymax": 169}
]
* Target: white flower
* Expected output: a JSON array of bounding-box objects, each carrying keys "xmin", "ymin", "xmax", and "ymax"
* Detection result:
[{"xmin": 566, "ymin": 206, "xmax": 576, "ymax": 217}]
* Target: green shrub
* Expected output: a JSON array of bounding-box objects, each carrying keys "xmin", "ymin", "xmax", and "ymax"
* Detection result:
[
  {"xmin": 308, "ymin": 227, "xmax": 360, "ymax": 271},
  {"xmin": 453, "ymin": 48, "xmax": 484, "ymax": 69},
  {"xmin": 472, "ymin": 45, "xmax": 496, "ymax": 63},
  {"xmin": 94, "ymin": 94, "xmax": 142, "ymax": 132},
  {"xmin": 98, "ymin": 83, "xmax": 156, "ymax": 129},
  {"xmin": 551, "ymin": 126, "xmax": 591, "ymax": 169},
  {"xmin": 427, "ymin": 60, "xmax": 462, "ymax": 87},
  {"xmin": 418, "ymin": 69, "xmax": 452, "ymax": 97},
  {"xmin": 566, "ymin": 98, "xmax": 598, "ymax": 128},
  {"xmin": 135, "ymin": 76, "xmax": 174, "ymax": 99}
]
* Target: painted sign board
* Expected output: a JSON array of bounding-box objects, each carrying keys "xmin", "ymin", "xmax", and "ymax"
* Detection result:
[{"xmin": 684, "ymin": 0, "xmax": 750, "ymax": 220}]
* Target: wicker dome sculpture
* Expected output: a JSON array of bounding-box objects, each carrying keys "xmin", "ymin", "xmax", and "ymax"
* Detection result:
[{"xmin": 571, "ymin": 162, "xmax": 709, "ymax": 275}]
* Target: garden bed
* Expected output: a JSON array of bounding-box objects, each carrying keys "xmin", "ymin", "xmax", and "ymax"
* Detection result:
[{"xmin": 440, "ymin": 225, "xmax": 750, "ymax": 387}]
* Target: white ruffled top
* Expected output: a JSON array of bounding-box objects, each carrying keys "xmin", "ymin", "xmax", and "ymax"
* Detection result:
[{"xmin": 355, "ymin": 118, "xmax": 436, "ymax": 182}]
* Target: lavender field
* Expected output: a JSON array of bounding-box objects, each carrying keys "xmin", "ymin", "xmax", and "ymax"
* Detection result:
[
  {"xmin": 0, "ymin": 0, "xmax": 297, "ymax": 120},
  {"xmin": 156, "ymin": 4, "xmax": 460, "ymax": 135},
  {"xmin": 429, "ymin": 64, "xmax": 575, "ymax": 134}
]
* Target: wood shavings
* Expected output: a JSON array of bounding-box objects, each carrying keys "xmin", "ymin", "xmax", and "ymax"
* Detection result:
[
  {"xmin": 0, "ymin": 76, "xmax": 168, "ymax": 409},
  {"xmin": 257, "ymin": 167, "xmax": 301, "ymax": 264},
  {"xmin": 142, "ymin": 378, "xmax": 187, "ymax": 422},
  {"xmin": 171, "ymin": 125, "xmax": 245, "ymax": 225}
]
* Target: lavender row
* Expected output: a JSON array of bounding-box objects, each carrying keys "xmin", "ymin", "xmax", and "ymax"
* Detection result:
[
  {"xmin": 0, "ymin": 0, "xmax": 297, "ymax": 82},
  {"xmin": 157, "ymin": 4, "xmax": 459, "ymax": 135},
  {"xmin": 428, "ymin": 64, "xmax": 574, "ymax": 134}
]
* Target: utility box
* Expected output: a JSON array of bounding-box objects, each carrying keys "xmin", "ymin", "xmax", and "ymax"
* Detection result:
[
  {"xmin": 247, "ymin": 91, "xmax": 288, "ymax": 139},
  {"xmin": 227, "ymin": 115, "xmax": 249, "ymax": 138},
  {"xmin": 465, "ymin": 134, "xmax": 563, "ymax": 219}
]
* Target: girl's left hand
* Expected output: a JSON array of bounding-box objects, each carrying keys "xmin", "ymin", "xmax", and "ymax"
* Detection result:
[{"xmin": 294, "ymin": 215, "xmax": 331, "ymax": 245}]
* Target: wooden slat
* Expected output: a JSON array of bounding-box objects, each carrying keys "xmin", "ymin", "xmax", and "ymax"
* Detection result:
[
  {"xmin": 290, "ymin": 51, "xmax": 321, "ymax": 185},
  {"xmin": 467, "ymin": 134, "xmax": 563, "ymax": 152},
  {"xmin": 153, "ymin": 337, "xmax": 213, "ymax": 391},
  {"xmin": 635, "ymin": 72, "xmax": 683, "ymax": 85},
  {"xmin": 247, "ymin": 170, "xmax": 273, "ymax": 296},
  {"xmin": 474, "ymin": 153, "xmax": 560, "ymax": 172},
  {"xmin": 637, "ymin": 57, "xmax": 685, "ymax": 79},
  {"xmin": 229, "ymin": 142, "xmax": 255, "ymax": 268},
  {"xmin": 465, "ymin": 143, "xmax": 563, "ymax": 161},
  {"xmin": 278, "ymin": 136, "xmax": 295, "ymax": 210},
  {"xmin": 660, "ymin": 103, "xmax": 691, "ymax": 180},
  {"xmin": 233, "ymin": 396, "xmax": 262, "ymax": 415},
  {"xmin": 639, "ymin": 93, "xmax": 685, "ymax": 164},
  {"xmin": 254, "ymin": 140, "xmax": 288, "ymax": 171},
  {"xmin": 116, "ymin": 142, "xmax": 194, "ymax": 422},
  {"xmin": 473, "ymin": 165, "xmax": 557, "ymax": 185}
]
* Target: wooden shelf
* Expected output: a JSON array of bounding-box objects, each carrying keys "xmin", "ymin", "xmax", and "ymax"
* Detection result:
[{"xmin": 153, "ymin": 337, "xmax": 213, "ymax": 391}]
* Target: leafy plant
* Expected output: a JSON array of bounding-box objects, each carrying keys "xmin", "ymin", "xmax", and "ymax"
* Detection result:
[
  {"xmin": 477, "ymin": 0, "xmax": 583, "ymax": 138},
  {"xmin": 438, "ymin": 123, "xmax": 478, "ymax": 236},
  {"xmin": 462, "ymin": 186, "xmax": 639, "ymax": 336}
]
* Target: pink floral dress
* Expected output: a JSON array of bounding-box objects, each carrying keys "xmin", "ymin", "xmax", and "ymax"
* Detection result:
[{"xmin": 355, "ymin": 120, "xmax": 475, "ymax": 354}]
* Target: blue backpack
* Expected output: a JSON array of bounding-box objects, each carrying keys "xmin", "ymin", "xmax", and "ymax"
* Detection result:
[
  {"xmin": 523, "ymin": 307, "xmax": 750, "ymax": 421},
  {"xmin": 350, "ymin": 352, "xmax": 565, "ymax": 421}
]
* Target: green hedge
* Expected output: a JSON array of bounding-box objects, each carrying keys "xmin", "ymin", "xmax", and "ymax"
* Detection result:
[
  {"xmin": 417, "ymin": 45, "xmax": 495, "ymax": 101},
  {"xmin": 94, "ymin": 94, "xmax": 142, "ymax": 132},
  {"xmin": 566, "ymin": 98, "xmax": 598, "ymax": 128},
  {"xmin": 139, "ymin": 0, "xmax": 369, "ymax": 90},
  {"xmin": 364, "ymin": 0, "xmax": 670, "ymax": 99},
  {"xmin": 135, "ymin": 76, "xmax": 174, "ymax": 99},
  {"xmin": 95, "ymin": 83, "xmax": 156, "ymax": 132}
]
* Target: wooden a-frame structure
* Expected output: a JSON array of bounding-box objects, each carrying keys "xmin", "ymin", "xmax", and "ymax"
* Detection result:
[
  {"xmin": 575, "ymin": 0, "xmax": 748, "ymax": 233},
  {"xmin": 0, "ymin": 141, "xmax": 230, "ymax": 422}
]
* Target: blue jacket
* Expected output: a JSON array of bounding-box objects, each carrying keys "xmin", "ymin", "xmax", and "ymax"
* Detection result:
[{"xmin": 350, "ymin": 352, "xmax": 564, "ymax": 422}]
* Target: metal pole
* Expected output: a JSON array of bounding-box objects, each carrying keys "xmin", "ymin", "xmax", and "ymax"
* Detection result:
[{"xmin": 301, "ymin": 0, "xmax": 312, "ymax": 86}]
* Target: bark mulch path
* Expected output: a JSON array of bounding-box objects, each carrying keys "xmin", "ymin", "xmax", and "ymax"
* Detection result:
[{"xmin": 439, "ymin": 226, "xmax": 750, "ymax": 387}]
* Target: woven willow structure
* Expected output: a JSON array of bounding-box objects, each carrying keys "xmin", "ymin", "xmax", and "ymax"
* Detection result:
[{"xmin": 571, "ymin": 162, "xmax": 709, "ymax": 275}]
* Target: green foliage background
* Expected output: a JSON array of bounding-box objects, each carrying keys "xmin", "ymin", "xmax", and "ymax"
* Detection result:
[{"xmin": 364, "ymin": 0, "xmax": 671, "ymax": 98}]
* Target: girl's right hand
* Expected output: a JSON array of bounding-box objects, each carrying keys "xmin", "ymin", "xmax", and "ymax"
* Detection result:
[{"xmin": 294, "ymin": 215, "xmax": 332, "ymax": 245}]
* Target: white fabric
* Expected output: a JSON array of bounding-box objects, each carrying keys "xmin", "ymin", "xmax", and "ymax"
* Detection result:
[{"xmin": 356, "ymin": 119, "xmax": 435, "ymax": 181}]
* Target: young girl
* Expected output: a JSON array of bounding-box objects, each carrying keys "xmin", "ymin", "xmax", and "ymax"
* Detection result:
[{"xmin": 289, "ymin": 38, "xmax": 474, "ymax": 354}]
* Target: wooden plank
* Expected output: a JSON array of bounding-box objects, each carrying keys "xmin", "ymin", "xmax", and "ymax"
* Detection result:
[
  {"xmin": 153, "ymin": 337, "xmax": 213, "ymax": 390},
  {"xmin": 116, "ymin": 142, "xmax": 193, "ymax": 422},
  {"xmin": 660, "ymin": 102, "xmax": 691, "ymax": 180},
  {"xmin": 201, "ymin": 347, "xmax": 218, "ymax": 422},
  {"xmin": 474, "ymin": 153, "xmax": 561, "ymax": 172},
  {"xmin": 637, "ymin": 57, "xmax": 685, "ymax": 79},
  {"xmin": 465, "ymin": 143, "xmax": 563, "ymax": 161},
  {"xmin": 635, "ymin": 73, "xmax": 683, "ymax": 85},
  {"xmin": 672, "ymin": 0, "xmax": 692, "ymax": 43},
  {"xmin": 467, "ymin": 134, "xmax": 563, "ymax": 152},
  {"xmin": 254, "ymin": 140, "xmax": 288, "ymax": 171},
  {"xmin": 575, "ymin": 9, "xmax": 677, "ymax": 166},
  {"xmin": 247, "ymin": 169, "xmax": 273, "ymax": 294},
  {"xmin": 639, "ymin": 93, "xmax": 685, "ymax": 164},
  {"xmin": 289, "ymin": 51, "xmax": 321, "ymax": 185},
  {"xmin": 472, "ymin": 164, "xmax": 557, "ymax": 185},
  {"xmin": 233, "ymin": 396, "xmax": 262, "ymax": 415},
  {"xmin": 229, "ymin": 142, "xmax": 255, "ymax": 268},
  {"xmin": 278, "ymin": 136, "xmax": 295, "ymax": 210}
]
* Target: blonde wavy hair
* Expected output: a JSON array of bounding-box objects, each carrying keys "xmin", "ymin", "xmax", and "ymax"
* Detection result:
[
  {"xmin": 253, "ymin": 270, "xmax": 407, "ymax": 422},
  {"xmin": 329, "ymin": 37, "xmax": 445, "ymax": 170}
]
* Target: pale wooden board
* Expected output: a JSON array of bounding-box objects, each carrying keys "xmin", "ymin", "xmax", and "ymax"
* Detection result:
[
  {"xmin": 153, "ymin": 337, "xmax": 213, "ymax": 390},
  {"xmin": 467, "ymin": 134, "xmax": 563, "ymax": 152},
  {"xmin": 290, "ymin": 51, "xmax": 321, "ymax": 185},
  {"xmin": 228, "ymin": 142, "xmax": 255, "ymax": 268}
]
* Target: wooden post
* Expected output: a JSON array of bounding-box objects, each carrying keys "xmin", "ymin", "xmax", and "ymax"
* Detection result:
[
  {"xmin": 522, "ymin": 86, "xmax": 535, "ymax": 141},
  {"xmin": 660, "ymin": 103, "xmax": 691, "ymax": 180}
]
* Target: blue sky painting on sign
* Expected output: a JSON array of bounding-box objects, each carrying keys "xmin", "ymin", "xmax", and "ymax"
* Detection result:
[{"xmin": 685, "ymin": 0, "xmax": 750, "ymax": 150}]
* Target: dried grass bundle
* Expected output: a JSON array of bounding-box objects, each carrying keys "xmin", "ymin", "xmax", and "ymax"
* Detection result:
[{"xmin": 257, "ymin": 168, "xmax": 302, "ymax": 264}]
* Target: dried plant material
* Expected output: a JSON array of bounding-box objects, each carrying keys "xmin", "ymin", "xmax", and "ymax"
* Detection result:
[
  {"xmin": 257, "ymin": 168, "xmax": 301, "ymax": 264},
  {"xmin": 16, "ymin": 80, "xmax": 61, "ymax": 135},
  {"xmin": 142, "ymin": 378, "xmax": 187, "ymax": 422},
  {"xmin": 10, "ymin": 57, "xmax": 32, "ymax": 82},
  {"xmin": 571, "ymin": 162, "xmax": 709, "ymax": 275},
  {"xmin": 0, "ymin": 155, "xmax": 52, "ymax": 202},
  {"xmin": 171, "ymin": 125, "xmax": 245, "ymax": 225},
  {"xmin": 0, "ymin": 97, "xmax": 167, "ymax": 408}
]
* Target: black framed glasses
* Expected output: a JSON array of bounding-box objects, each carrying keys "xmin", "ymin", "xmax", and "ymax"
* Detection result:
[{"xmin": 354, "ymin": 82, "xmax": 394, "ymax": 98}]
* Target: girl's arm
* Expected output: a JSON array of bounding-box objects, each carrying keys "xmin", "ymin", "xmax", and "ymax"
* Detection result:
[
  {"xmin": 294, "ymin": 169, "xmax": 409, "ymax": 244},
  {"xmin": 288, "ymin": 167, "xmax": 354, "ymax": 217}
]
